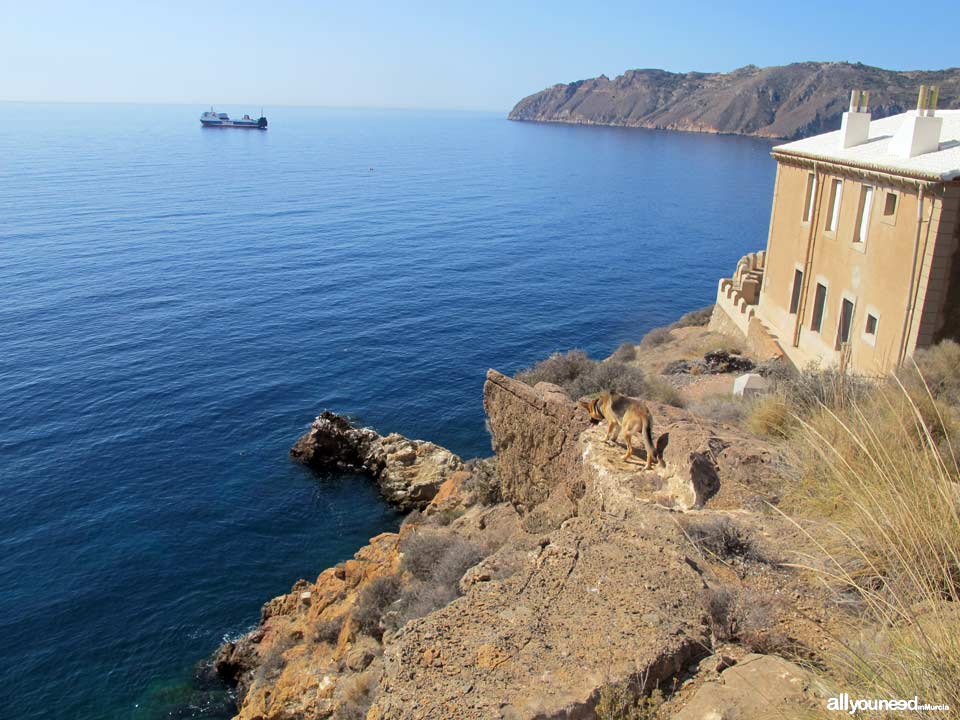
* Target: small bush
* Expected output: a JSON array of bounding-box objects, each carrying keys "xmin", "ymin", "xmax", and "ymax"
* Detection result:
[
  {"xmin": 251, "ymin": 632, "xmax": 298, "ymax": 685},
  {"xmin": 314, "ymin": 614, "xmax": 345, "ymax": 645},
  {"xmin": 610, "ymin": 342, "xmax": 637, "ymax": 362},
  {"xmin": 681, "ymin": 516, "xmax": 765, "ymax": 563},
  {"xmin": 514, "ymin": 350, "xmax": 648, "ymax": 400},
  {"xmin": 353, "ymin": 575, "xmax": 402, "ymax": 639},
  {"xmin": 596, "ymin": 681, "xmax": 664, "ymax": 720},
  {"xmin": 645, "ymin": 377, "xmax": 685, "ymax": 408},
  {"xmin": 671, "ymin": 306, "xmax": 714, "ymax": 329},
  {"xmin": 515, "ymin": 349, "xmax": 595, "ymax": 389},
  {"xmin": 909, "ymin": 339, "xmax": 960, "ymax": 407},
  {"xmin": 746, "ymin": 396, "xmax": 793, "ymax": 438},
  {"xmin": 703, "ymin": 586, "xmax": 787, "ymax": 654},
  {"xmin": 639, "ymin": 327, "xmax": 672, "ymax": 349},
  {"xmin": 569, "ymin": 361, "xmax": 648, "ymax": 399},
  {"xmin": 462, "ymin": 458, "xmax": 501, "ymax": 506},
  {"xmin": 376, "ymin": 531, "xmax": 486, "ymax": 632},
  {"xmin": 401, "ymin": 531, "xmax": 483, "ymax": 585},
  {"xmin": 334, "ymin": 670, "xmax": 378, "ymax": 720}
]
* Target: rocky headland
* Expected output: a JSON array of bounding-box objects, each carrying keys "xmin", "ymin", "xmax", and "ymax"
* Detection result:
[
  {"xmin": 210, "ymin": 320, "xmax": 852, "ymax": 719},
  {"xmin": 508, "ymin": 61, "xmax": 960, "ymax": 139}
]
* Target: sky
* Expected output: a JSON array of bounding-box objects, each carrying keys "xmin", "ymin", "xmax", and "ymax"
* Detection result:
[{"xmin": 2, "ymin": 0, "xmax": 956, "ymax": 111}]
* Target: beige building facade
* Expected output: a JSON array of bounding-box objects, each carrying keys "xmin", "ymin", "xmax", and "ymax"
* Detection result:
[{"xmin": 714, "ymin": 92, "xmax": 960, "ymax": 375}]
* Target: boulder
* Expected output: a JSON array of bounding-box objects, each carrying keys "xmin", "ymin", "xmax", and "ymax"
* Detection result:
[
  {"xmin": 732, "ymin": 373, "xmax": 770, "ymax": 398},
  {"xmin": 483, "ymin": 371, "xmax": 590, "ymax": 510},
  {"xmin": 672, "ymin": 653, "xmax": 819, "ymax": 719},
  {"xmin": 372, "ymin": 509, "xmax": 710, "ymax": 720}
]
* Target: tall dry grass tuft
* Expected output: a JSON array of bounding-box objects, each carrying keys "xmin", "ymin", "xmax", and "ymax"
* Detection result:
[{"xmin": 785, "ymin": 375, "xmax": 960, "ymax": 715}]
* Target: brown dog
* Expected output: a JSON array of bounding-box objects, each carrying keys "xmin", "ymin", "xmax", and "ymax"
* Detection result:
[{"xmin": 578, "ymin": 391, "xmax": 662, "ymax": 469}]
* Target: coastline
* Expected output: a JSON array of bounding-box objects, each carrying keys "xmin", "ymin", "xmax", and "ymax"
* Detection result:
[
  {"xmin": 208, "ymin": 312, "xmax": 841, "ymax": 719},
  {"xmin": 506, "ymin": 115, "xmax": 786, "ymax": 141}
]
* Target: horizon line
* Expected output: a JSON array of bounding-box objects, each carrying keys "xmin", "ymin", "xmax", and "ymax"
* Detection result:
[{"xmin": 0, "ymin": 99, "xmax": 509, "ymax": 114}]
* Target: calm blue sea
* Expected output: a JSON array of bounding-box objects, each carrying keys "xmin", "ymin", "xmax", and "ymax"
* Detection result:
[{"xmin": 0, "ymin": 103, "xmax": 775, "ymax": 719}]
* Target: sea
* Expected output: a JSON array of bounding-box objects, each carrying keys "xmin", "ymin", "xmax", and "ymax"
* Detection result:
[{"xmin": 0, "ymin": 103, "xmax": 776, "ymax": 719}]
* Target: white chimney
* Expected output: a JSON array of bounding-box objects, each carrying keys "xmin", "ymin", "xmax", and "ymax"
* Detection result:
[
  {"xmin": 889, "ymin": 85, "xmax": 943, "ymax": 158},
  {"xmin": 840, "ymin": 89, "xmax": 871, "ymax": 148}
]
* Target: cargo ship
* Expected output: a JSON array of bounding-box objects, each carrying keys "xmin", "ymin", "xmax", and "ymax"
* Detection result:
[{"xmin": 200, "ymin": 108, "xmax": 268, "ymax": 129}]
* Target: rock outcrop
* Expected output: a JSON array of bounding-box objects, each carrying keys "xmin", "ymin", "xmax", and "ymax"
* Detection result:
[
  {"xmin": 220, "ymin": 370, "xmax": 827, "ymax": 720},
  {"xmin": 290, "ymin": 412, "xmax": 463, "ymax": 510},
  {"xmin": 509, "ymin": 62, "xmax": 960, "ymax": 140},
  {"xmin": 674, "ymin": 654, "xmax": 820, "ymax": 719}
]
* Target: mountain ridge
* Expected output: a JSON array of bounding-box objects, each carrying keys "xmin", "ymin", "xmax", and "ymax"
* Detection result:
[{"xmin": 508, "ymin": 61, "xmax": 960, "ymax": 140}]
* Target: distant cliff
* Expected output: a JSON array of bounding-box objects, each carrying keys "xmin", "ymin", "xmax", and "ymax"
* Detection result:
[{"xmin": 508, "ymin": 62, "xmax": 960, "ymax": 140}]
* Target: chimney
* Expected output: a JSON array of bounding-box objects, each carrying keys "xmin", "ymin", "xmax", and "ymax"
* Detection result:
[
  {"xmin": 889, "ymin": 85, "xmax": 943, "ymax": 158},
  {"xmin": 840, "ymin": 89, "xmax": 871, "ymax": 148}
]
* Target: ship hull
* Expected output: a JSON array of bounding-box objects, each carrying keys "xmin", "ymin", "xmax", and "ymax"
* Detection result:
[{"xmin": 200, "ymin": 120, "xmax": 265, "ymax": 129}]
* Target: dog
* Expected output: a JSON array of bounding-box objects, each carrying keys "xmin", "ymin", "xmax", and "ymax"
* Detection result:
[{"xmin": 578, "ymin": 391, "xmax": 662, "ymax": 469}]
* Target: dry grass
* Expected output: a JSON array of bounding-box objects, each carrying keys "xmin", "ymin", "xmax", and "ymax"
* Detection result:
[
  {"xmin": 782, "ymin": 374, "xmax": 960, "ymax": 714},
  {"xmin": 746, "ymin": 395, "xmax": 793, "ymax": 438},
  {"xmin": 333, "ymin": 670, "xmax": 379, "ymax": 720}
]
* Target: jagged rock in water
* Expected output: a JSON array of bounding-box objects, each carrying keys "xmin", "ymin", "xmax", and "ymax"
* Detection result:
[{"xmin": 290, "ymin": 411, "xmax": 463, "ymax": 511}]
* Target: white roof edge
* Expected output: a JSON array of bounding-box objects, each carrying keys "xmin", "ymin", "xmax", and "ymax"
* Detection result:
[{"xmin": 773, "ymin": 109, "xmax": 960, "ymax": 183}]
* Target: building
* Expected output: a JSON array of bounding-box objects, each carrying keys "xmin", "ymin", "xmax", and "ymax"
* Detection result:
[{"xmin": 713, "ymin": 88, "xmax": 960, "ymax": 375}]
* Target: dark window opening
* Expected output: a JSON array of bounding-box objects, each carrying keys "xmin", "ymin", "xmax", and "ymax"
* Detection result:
[
  {"xmin": 865, "ymin": 314, "xmax": 878, "ymax": 336},
  {"xmin": 836, "ymin": 298, "xmax": 855, "ymax": 350},
  {"xmin": 883, "ymin": 192, "xmax": 898, "ymax": 217},
  {"xmin": 789, "ymin": 268, "xmax": 803, "ymax": 314},
  {"xmin": 811, "ymin": 283, "xmax": 827, "ymax": 333}
]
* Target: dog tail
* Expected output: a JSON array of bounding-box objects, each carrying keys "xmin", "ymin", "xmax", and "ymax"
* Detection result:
[{"xmin": 643, "ymin": 417, "xmax": 659, "ymax": 465}]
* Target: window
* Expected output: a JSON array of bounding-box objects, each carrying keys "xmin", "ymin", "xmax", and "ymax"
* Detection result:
[
  {"xmin": 789, "ymin": 268, "xmax": 803, "ymax": 314},
  {"xmin": 865, "ymin": 313, "xmax": 878, "ymax": 336},
  {"xmin": 883, "ymin": 192, "xmax": 898, "ymax": 217},
  {"xmin": 802, "ymin": 173, "xmax": 816, "ymax": 222},
  {"xmin": 810, "ymin": 282, "xmax": 827, "ymax": 333},
  {"xmin": 836, "ymin": 298, "xmax": 855, "ymax": 350},
  {"xmin": 855, "ymin": 185, "xmax": 873, "ymax": 244},
  {"xmin": 824, "ymin": 179, "xmax": 843, "ymax": 232}
]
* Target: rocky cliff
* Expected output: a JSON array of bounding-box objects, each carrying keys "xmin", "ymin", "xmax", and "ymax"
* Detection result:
[
  {"xmin": 213, "ymin": 368, "xmax": 838, "ymax": 719},
  {"xmin": 508, "ymin": 62, "xmax": 960, "ymax": 139}
]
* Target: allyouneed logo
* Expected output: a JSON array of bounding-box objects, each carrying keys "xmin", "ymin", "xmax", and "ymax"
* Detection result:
[{"xmin": 827, "ymin": 694, "xmax": 950, "ymax": 714}]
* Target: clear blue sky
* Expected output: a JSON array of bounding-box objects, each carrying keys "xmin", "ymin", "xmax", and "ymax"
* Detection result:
[{"xmin": 3, "ymin": 0, "xmax": 955, "ymax": 111}]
